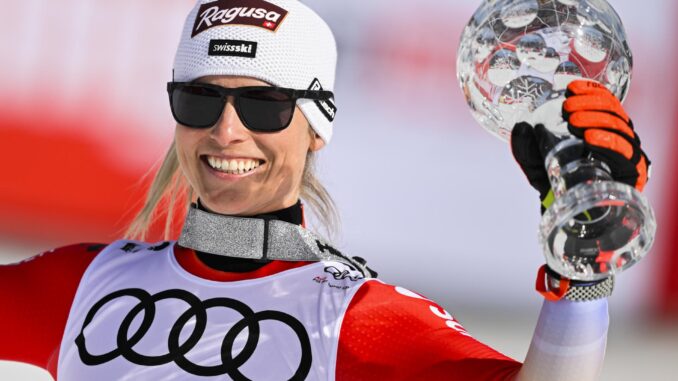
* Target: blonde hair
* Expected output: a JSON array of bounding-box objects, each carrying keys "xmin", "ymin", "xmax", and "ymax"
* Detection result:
[{"xmin": 124, "ymin": 139, "xmax": 339, "ymax": 242}]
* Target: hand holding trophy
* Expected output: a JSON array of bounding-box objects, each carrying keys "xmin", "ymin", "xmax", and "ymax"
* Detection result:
[{"xmin": 457, "ymin": 0, "xmax": 656, "ymax": 282}]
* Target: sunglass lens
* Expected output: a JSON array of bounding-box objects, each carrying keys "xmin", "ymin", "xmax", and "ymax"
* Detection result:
[
  {"xmin": 238, "ymin": 89, "xmax": 295, "ymax": 132},
  {"xmin": 172, "ymin": 85, "xmax": 224, "ymax": 128}
]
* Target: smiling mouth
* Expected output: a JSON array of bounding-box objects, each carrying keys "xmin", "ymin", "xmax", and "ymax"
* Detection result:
[{"xmin": 203, "ymin": 155, "xmax": 264, "ymax": 175}]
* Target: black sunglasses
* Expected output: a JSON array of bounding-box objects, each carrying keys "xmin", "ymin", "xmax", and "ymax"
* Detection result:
[{"xmin": 167, "ymin": 82, "xmax": 335, "ymax": 132}]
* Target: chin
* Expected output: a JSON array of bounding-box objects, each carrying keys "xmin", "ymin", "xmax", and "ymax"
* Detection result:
[
  {"xmin": 199, "ymin": 193, "xmax": 259, "ymax": 216},
  {"xmin": 201, "ymin": 199, "xmax": 246, "ymax": 215}
]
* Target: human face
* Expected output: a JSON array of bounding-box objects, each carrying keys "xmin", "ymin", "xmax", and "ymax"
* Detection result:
[{"xmin": 175, "ymin": 76, "xmax": 325, "ymax": 216}]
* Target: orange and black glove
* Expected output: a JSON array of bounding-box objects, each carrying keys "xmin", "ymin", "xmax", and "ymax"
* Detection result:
[
  {"xmin": 511, "ymin": 80, "xmax": 651, "ymax": 301},
  {"xmin": 563, "ymin": 80, "xmax": 650, "ymax": 192},
  {"xmin": 511, "ymin": 79, "xmax": 651, "ymax": 209}
]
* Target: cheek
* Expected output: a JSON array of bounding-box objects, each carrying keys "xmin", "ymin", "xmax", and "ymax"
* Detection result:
[
  {"xmin": 256, "ymin": 137, "xmax": 307, "ymax": 192},
  {"xmin": 269, "ymin": 123, "xmax": 310, "ymax": 170}
]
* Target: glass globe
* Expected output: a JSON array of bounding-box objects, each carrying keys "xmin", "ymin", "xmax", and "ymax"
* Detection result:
[
  {"xmin": 457, "ymin": 0, "xmax": 633, "ymax": 141},
  {"xmin": 457, "ymin": 0, "xmax": 655, "ymax": 282}
]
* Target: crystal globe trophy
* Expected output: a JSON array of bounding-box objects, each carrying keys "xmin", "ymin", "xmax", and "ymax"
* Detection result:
[{"xmin": 457, "ymin": 0, "xmax": 656, "ymax": 281}]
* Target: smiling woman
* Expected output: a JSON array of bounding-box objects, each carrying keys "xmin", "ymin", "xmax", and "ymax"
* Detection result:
[{"xmin": 0, "ymin": 0, "xmax": 630, "ymax": 380}]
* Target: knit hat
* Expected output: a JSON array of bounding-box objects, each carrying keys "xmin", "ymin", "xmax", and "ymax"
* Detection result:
[{"xmin": 173, "ymin": 0, "xmax": 338, "ymax": 143}]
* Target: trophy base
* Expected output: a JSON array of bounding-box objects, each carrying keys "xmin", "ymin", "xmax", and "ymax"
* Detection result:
[{"xmin": 540, "ymin": 181, "xmax": 656, "ymax": 281}]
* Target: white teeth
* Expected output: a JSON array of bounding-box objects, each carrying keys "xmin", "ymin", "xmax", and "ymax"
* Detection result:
[{"xmin": 207, "ymin": 156, "xmax": 261, "ymax": 174}]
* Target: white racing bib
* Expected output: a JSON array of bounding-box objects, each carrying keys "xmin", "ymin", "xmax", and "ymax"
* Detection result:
[{"xmin": 58, "ymin": 240, "xmax": 367, "ymax": 381}]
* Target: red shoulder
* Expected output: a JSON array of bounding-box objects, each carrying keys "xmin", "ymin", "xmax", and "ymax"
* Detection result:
[
  {"xmin": 336, "ymin": 280, "xmax": 521, "ymax": 381},
  {"xmin": 15, "ymin": 242, "xmax": 107, "ymax": 266},
  {"xmin": 0, "ymin": 242, "xmax": 107, "ymax": 376},
  {"xmin": 0, "ymin": 242, "xmax": 107, "ymax": 286}
]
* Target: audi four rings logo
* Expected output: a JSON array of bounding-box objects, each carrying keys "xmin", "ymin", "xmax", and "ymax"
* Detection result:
[{"xmin": 75, "ymin": 288, "xmax": 312, "ymax": 379}]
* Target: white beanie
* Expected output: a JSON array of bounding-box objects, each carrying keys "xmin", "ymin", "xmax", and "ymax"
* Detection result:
[{"xmin": 173, "ymin": 0, "xmax": 338, "ymax": 143}]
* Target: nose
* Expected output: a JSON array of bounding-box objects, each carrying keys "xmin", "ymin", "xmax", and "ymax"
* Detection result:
[{"xmin": 209, "ymin": 97, "xmax": 250, "ymax": 145}]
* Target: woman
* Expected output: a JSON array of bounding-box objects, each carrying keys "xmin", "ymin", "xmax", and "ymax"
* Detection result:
[{"xmin": 0, "ymin": 0, "xmax": 650, "ymax": 380}]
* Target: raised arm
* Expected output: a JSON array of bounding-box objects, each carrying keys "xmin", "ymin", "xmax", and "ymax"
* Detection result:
[
  {"xmin": 510, "ymin": 80, "xmax": 651, "ymax": 381},
  {"xmin": 336, "ymin": 277, "xmax": 610, "ymax": 381}
]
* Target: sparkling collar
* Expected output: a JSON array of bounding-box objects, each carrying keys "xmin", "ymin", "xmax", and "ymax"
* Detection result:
[{"xmin": 177, "ymin": 203, "xmax": 375, "ymax": 277}]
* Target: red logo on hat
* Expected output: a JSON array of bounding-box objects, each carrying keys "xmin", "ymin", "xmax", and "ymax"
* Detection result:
[{"xmin": 192, "ymin": 0, "xmax": 289, "ymax": 38}]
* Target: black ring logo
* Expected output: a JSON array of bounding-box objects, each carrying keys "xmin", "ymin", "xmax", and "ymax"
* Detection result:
[{"xmin": 75, "ymin": 288, "xmax": 312, "ymax": 380}]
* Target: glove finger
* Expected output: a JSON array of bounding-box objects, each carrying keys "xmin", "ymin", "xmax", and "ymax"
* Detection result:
[
  {"xmin": 568, "ymin": 111, "xmax": 636, "ymax": 140},
  {"xmin": 563, "ymin": 95, "xmax": 630, "ymax": 123},
  {"xmin": 511, "ymin": 123, "xmax": 542, "ymax": 169},
  {"xmin": 533, "ymin": 124, "xmax": 563, "ymax": 158},
  {"xmin": 583, "ymin": 129, "xmax": 635, "ymax": 161},
  {"xmin": 511, "ymin": 122, "xmax": 551, "ymax": 196},
  {"xmin": 586, "ymin": 144, "xmax": 648, "ymax": 191},
  {"xmin": 565, "ymin": 80, "xmax": 612, "ymax": 97}
]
